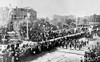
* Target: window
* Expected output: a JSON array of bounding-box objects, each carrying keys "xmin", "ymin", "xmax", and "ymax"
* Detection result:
[
  {"xmin": 14, "ymin": 15, "xmax": 16, "ymax": 20},
  {"xmin": 24, "ymin": 15, "xmax": 26, "ymax": 18},
  {"xmin": 11, "ymin": 15, "xmax": 16, "ymax": 20}
]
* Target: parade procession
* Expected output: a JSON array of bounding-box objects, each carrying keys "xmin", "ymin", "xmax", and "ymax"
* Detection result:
[
  {"xmin": 1, "ymin": 0, "xmax": 100, "ymax": 62},
  {"xmin": 0, "ymin": 25, "xmax": 90, "ymax": 62}
]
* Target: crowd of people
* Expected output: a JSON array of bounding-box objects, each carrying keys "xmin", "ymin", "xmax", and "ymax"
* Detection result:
[
  {"xmin": 84, "ymin": 42, "xmax": 100, "ymax": 62},
  {"xmin": 0, "ymin": 27, "xmax": 92, "ymax": 62},
  {"xmin": 60, "ymin": 38, "xmax": 89, "ymax": 50},
  {"xmin": 7, "ymin": 33, "xmax": 88, "ymax": 62}
]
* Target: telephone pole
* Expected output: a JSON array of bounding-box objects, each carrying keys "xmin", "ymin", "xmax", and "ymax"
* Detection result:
[
  {"xmin": 76, "ymin": 17, "xmax": 77, "ymax": 28},
  {"xmin": 26, "ymin": 13, "xmax": 30, "ymax": 40}
]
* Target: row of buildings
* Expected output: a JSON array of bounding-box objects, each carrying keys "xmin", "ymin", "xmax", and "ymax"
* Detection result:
[
  {"xmin": 77, "ymin": 15, "xmax": 100, "ymax": 26},
  {"xmin": 77, "ymin": 14, "xmax": 100, "ymax": 29},
  {"xmin": 52, "ymin": 14, "xmax": 100, "ymax": 29},
  {"xmin": 0, "ymin": 6, "xmax": 37, "ymax": 26}
]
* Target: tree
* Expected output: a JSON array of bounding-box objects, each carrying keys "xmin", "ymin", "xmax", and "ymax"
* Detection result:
[
  {"xmin": 83, "ymin": 19, "xmax": 88, "ymax": 24},
  {"xmin": 65, "ymin": 19, "xmax": 75, "ymax": 25},
  {"xmin": 7, "ymin": 21, "xmax": 14, "ymax": 31}
]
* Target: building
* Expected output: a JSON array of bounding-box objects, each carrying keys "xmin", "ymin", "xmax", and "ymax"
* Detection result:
[
  {"xmin": 88, "ymin": 14, "xmax": 100, "ymax": 29},
  {"xmin": 7, "ymin": 7, "xmax": 37, "ymax": 36},
  {"xmin": 10, "ymin": 7, "xmax": 37, "ymax": 21},
  {"xmin": 77, "ymin": 17, "xmax": 89, "ymax": 27},
  {"xmin": 0, "ymin": 7, "xmax": 10, "ymax": 26}
]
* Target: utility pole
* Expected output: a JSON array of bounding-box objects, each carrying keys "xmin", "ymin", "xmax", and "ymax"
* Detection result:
[
  {"xmin": 26, "ymin": 13, "xmax": 30, "ymax": 40},
  {"xmin": 76, "ymin": 17, "xmax": 77, "ymax": 28}
]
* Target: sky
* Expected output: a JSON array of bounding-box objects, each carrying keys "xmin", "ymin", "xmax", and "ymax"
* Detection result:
[{"xmin": 0, "ymin": 0, "xmax": 100, "ymax": 18}]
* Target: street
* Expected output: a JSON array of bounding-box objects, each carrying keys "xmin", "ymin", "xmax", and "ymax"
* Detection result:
[
  {"xmin": 0, "ymin": 1, "xmax": 100, "ymax": 62},
  {"xmin": 19, "ymin": 36, "xmax": 100, "ymax": 62}
]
